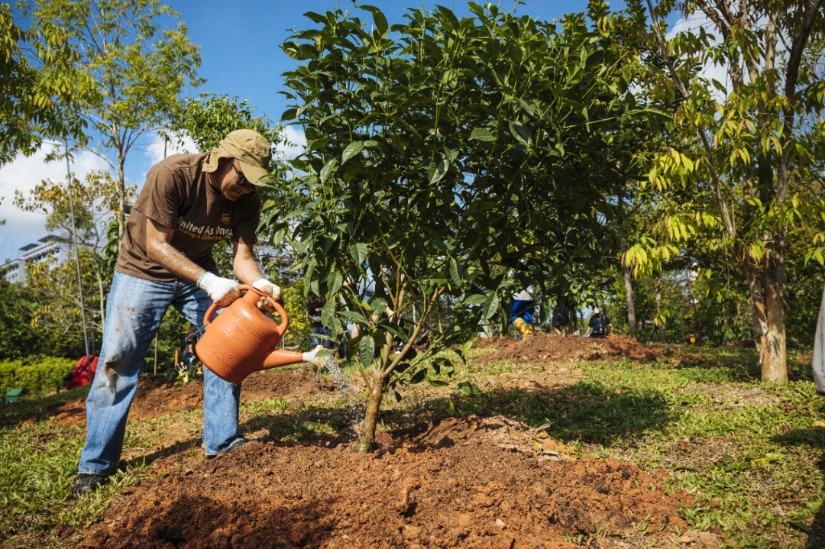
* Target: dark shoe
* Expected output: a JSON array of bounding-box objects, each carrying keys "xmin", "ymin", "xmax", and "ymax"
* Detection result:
[
  {"xmin": 72, "ymin": 473, "xmax": 107, "ymax": 496},
  {"xmin": 206, "ymin": 439, "xmax": 260, "ymax": 459}
]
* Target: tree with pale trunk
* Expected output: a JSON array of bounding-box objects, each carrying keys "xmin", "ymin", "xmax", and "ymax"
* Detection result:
[
  {"xmin": 616, "ymin": 0, "xmax": 824, "ymax": 382},
  {"xmin": 20, "ymin": 0, "xmax": 203, "ymax": 238}
]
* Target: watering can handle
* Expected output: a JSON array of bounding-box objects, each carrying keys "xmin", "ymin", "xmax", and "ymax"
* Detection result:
[{"xmin": 201, "ymin": 284, "xmax": 289, "ymax": 338}]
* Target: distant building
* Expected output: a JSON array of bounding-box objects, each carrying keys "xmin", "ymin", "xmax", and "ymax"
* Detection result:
[{"xmin": 2, "ymin": 235, "xmax": 72, "ymax": 284}]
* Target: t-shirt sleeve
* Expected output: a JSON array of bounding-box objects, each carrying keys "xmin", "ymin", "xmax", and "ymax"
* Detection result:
[
  {"xmin": 589, "ymin": 317, "xmax": 597, "ymax": 328},
  {"xmin": 133, "ymin": 163, "xmax": 181, "ymax": 229},
  {"xmin": 231, "ymin": 192, "xmax": 261, "ymax": 246}
]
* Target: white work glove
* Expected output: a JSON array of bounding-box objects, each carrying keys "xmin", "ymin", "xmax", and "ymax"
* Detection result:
[
  {"xmin": 252, "ymin": 278, "xmax": 281, "ymax": 311},
  {"xmin": 198, "ymin": 273, "xmax": 240, "ymax": 308},
  {"xmin": 312, "ymin": 316, "xmax": 323, "ymax": 322},
  {"xmin": 253, "ymin": 278, "xmax": 281, "ymax": 300}
]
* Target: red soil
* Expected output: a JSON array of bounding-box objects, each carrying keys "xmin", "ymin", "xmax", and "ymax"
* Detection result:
[
  {"xmin": 78, "ymin": 416, "xmax": 691, "ymax": 549},
  {"xmin": 475, "ymin": 333, "xmax": 673, "ymax": 366},
  {"xmin": 43, "ymin": 368, "xmax": 336, "ymax": 427}
]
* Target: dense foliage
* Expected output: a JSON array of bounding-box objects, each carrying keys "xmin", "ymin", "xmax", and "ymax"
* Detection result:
[
  {"xmin": 276, "ymin": 2, "xmax": 659, "ymax": 450},
  {"xmin": 0, "ymin": 356, "xmax": 75, "ymax": 397}
]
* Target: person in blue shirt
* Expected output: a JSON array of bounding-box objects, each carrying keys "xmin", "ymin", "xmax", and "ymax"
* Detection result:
[{"xmin": 586, "ymin": 308, "xmax": 613, "ymax": 339}]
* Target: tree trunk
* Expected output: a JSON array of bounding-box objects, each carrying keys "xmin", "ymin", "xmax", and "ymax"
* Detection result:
[
  {"xmin": 617, "ymin": 218, "xmax": 637, "ymax": 339},
  {"xmin": 569, "ymin": 302, "xmax": 579, "ymax": 334},
  {"xmin": 357, "ymin": 371, "xmax": 385, "ymax": 452},
  {"xmin": 761, "ymin": 230, "xmax": 788, "ymax": 383},
  {"xmin": 117, "ymin": 153, "xmax": 126, "ymax": 239},
  {"xmin": 655, "ymin": 274, "xmax": 665, "ymax": 343}
]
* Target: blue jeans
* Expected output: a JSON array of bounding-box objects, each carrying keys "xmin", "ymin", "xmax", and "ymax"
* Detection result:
[
  {"xmin": 311, "ymin": 327, "xmax": 335, "ymax": 349},
  {"xmin": 78, "ymin": 272, "xmax": 245, "ymax": 476}
]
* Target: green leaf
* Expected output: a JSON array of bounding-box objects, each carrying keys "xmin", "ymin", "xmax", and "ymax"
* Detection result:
[
  {"xmin": 445, "ymin": 399, "xmax": 457, "ymax": 416},
  {"xmin": 358, "ymin": 333, "xmax": 375, "ymax": 367},
  {"xmin": 321, "ymin": 300, "xmax": 336, "ymax": 329},
  {"xmin": 790, "ymin": 522, "xmax": 812, "ymax": 535},
  {"xmin": 457, "ymin": 381, "xmax": 482, "ymax": 395},
  {"xmin": 370, "ymin": 298, "xmax": 388, "ymax": 316},
  {"xmin": 341, "ymin": 141, "xmax": 365, "ymax": 165},
  {"xmin": 482, "ymin": 293, "xmax": 499, "ymax": 320},
  {"xmin": 469, "ymin": 128, "xmax": 496, "ymax": 141},
  {"xmin": 339, "ymin": 310, "xmax": 368, "ymax": 324},
  {"xmin": 463, "ymin": 294, "xmax": 487, "ymax": 305},
  {"xmin": 280, "ymin": 108, "xmax": 297, "ymax": 122},
  {"xmin": 428, "ymin": 380, "xmax": 448, "ymax": 388},
  {"xmin": 328, "ymin": 271, "xmax": 344, "ymax": 297},
  {"xmin": 320, "ymin": 158, "xmax": 338, "ymax": 183},
  {"xmin": 359, "ymin": 5, "xmax": 389, "ymax": 34},
  {"xmin": 449, "ymin": 258, "xmax": 463, "ymax": 287},
  {"xmin": 394, "ymin": 390, "xmax": 403, "ymax": 403},
  {"xmin": 428, "ymin": 157, "xmax": 449, "ymax": 184},
  {"xmin": 509, "ymin": 120, "xmax": 533, "ymax": 145},
  {"xmin": 516, "ymin": 98, "xmax": 537, "ymax": 116},
  {"xmin": 410, "ymin": 368, "xmax": 428, "ymax": 384},
  {"xmin": 349, "ymin": 242, "xmax": 368, "ymax": 265}
]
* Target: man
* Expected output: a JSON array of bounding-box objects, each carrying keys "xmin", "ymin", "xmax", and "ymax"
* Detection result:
[
  {"xmin": 510, "ymin": 284, "xmax": 536, "ymax": 338},
  {"xmin": 586, "ymin": 307, "xmax": 613, "ymax": 339},
  {"xmin": 73, "ymin": 130, "xmax": 284, "ymax": 495}
]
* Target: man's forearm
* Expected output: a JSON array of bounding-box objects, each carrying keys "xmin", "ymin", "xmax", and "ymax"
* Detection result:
[
  {"xmin": 148, "ymin": 240, "xmax": 206, "ymax": 284},
  {"xmin": 233, "ymin": 256, "xmax": 266, "ymax": 286}
]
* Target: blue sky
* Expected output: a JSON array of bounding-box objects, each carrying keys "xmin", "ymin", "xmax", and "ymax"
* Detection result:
[{"xmin": 1, "ymin": 0, "xmax": 633, "ymax": 262}]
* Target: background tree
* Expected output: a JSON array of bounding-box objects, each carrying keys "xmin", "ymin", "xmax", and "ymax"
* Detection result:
[
  {"xmin": 21, "ymin": 0, "xmax": 203, "ymax": 236},
  {"xmin": 621, "ymin": 0, "xmax": 824, "ymax": 382},
  {"xmin": 0, "ymin": 3, "xmax": 94, "ymax": 164},
  {"xmin": 14, "ymin": 171, "xmax": 135, "ymax": 328}
]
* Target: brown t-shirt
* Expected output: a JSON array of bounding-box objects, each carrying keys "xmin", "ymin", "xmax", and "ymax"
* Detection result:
[{"xmin": 115, "ymin": 153, "xmax": 261, "ymax": 281}]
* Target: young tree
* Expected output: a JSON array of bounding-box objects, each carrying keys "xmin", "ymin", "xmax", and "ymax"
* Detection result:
[
  {"xmin": 277, "ymin": 3, "xmax": 643, "ymax": 451},
  {"xmin": 22, "ymin": 0, "xmax": 203, "ymax": 237}
]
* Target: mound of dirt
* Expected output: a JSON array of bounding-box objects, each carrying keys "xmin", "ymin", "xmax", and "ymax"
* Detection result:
[
  {"xmin": 476, "ymin": 333, "xmax": 673, "ymax": 366},
  {"xmin": 79, "ymin": 416, "xmax": 691, "ymax": 549},
  {"xmin": 470, "ymin": 335, "xmax": 516, "ymax": 350},
  {"xmin": 43, "ymin": 368, "xmax": 336, "ymax": 427}
]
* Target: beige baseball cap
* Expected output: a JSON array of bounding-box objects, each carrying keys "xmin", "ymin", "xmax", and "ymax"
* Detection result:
[{"xmin": 207, "ymin": 129, "xmax": 272, "ymax": 186}]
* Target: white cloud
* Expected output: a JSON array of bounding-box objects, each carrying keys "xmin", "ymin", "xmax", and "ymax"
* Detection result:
[
  {"xmin": 277, "ymin": 126, "xmax": 307, "ymax": 159},
  {"xmin": 665, "ymin": 11, "xmax": 783, "ymax": 101},
  {"xmin": 666, "ymin": 12, "xmax": 732, "ymax": 100},
  {"xmin": 145, "ymin": 132, "xmax": 200, "ymax": 167},
  {"xmin": 0, "ymin": 145, "xmax": 109, "ymax": 262}
]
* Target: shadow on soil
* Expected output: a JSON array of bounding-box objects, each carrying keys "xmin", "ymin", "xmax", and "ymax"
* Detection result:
[
  {"xmin": 773, "ymin": 426, "xmax": 825, "ymax": 548},
  {"xmin": 0, "ymin": 387, "xmax": 89, "ymax": 429},
  {"xmin": 236, "ymin": 379, "xmax": 677, "ymax": 451},
  {"xmin": 666, "ymin": 347, "xmax": 814, "ymax": 384}
]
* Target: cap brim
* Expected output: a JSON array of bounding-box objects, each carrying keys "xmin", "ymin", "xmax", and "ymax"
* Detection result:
[{"xmin": 238, "ymin": 161, "xmax": 271, "ymax": 186}]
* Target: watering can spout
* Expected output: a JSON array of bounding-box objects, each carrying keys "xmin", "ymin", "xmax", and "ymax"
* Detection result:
[
  {"xmin": 262, "ymin": 349, "xmax": 305, "ymax": 369},
  {"xmin": 195, "ymin": 285, "xmax": 308, "ymax": 384}
]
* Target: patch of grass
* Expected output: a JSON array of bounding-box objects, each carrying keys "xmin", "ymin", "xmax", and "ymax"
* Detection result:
[{"xmin": 0, "ymin": 422, "xmax": 150, "ymax": 541}]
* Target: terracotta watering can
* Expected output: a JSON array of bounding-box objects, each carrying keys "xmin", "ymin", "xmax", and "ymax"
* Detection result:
[{"xmin": 195, "ymin": 285, "xmax": 307, "ymax": 384}]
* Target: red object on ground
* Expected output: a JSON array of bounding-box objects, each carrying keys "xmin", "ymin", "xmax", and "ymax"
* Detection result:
[{"xmin": 65, "ymin": 356, "xmax": 98, "ymax": 391}]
